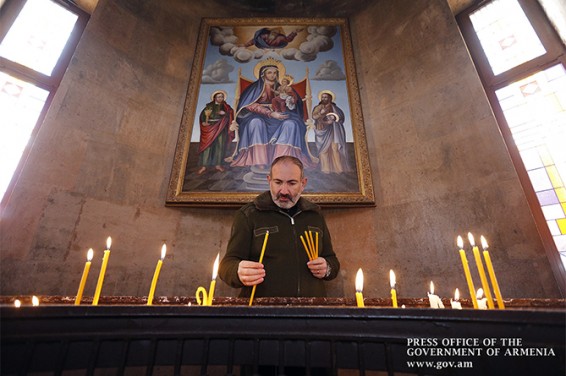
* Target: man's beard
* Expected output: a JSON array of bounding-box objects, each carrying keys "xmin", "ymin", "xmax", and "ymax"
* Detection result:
[{"xmin": 272, "ymin": 192, "xmax": 300, "ymax": 209}]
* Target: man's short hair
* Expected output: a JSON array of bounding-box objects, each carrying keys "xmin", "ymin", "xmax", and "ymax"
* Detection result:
[{"xmin": 270, "ymin": 156, "xmax": 304, "ymax": 179}]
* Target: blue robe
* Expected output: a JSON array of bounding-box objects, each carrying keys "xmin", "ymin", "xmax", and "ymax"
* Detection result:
[{"xmin": 231, "ymin": 66, "xmax": 311, "ymax": 167}]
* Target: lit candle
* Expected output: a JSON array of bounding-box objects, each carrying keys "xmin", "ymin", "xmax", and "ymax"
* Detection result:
[
  {"xmin": 75, "ymin": 248, "xmax": 94, "ymax": 305},
  {"xmin": 450, "ymin": 288, "xmax": 462, "ymax": 309},
  {"xmin": 468, "ymin": 233, "xmax": 494, "ymax": 309},
  {"xmin": 32, "ymin": 296, "xmax": 39, "ymax": 306},
  {"xmin": 147, "ymin": 243, "xmax": 167, "ymax": 306},
  {"xmin": 249, "ymin": 231, "xmax": 269, "ymax": 306},
  {"xmin": 481, "ymin": 236, "xmax": 505, "ymax": 309},
  {"xmin": 355, "ymin": 268, "xmax": 364, "ymax": 308},
  {"xmin": 457, "ymin": 235, "xmax": 478, "ymax": 309},
  {"xmin": 476, "ymin": 288, "xmax": 488, "ymax": 309},
  {"xmin": 208, "ymin": 253, "xmax": 220, "ymax": 306},
  {"xmin": 14, "ymin": 299, "xmax": 21, "ymax": 308},
  {"xmin": 427, "ymin": 281, "xmax": 444, "ymax": 308},
  {"xmin": 390, "ymin": 270, "xmax": 398, "ymax": 308},
  {"xmin": 92, "ymin": 237, "xmax": 112, "ymax": 306}
]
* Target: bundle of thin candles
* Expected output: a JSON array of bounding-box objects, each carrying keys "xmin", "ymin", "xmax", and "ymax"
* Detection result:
[{"xmin": 300, "ymin": 230, "xmax": 318, "ymax": 261}]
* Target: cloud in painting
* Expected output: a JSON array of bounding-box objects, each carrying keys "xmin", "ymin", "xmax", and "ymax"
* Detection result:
[
  {"xmin": 312, "ymin": 60, "xmax": 346, "ymax": 80},
  {"xmin": 209, "ymin": 25, "xmax": 337, "ymax": 63},
  {"xmin": 201, "ymin": 59, "xmax": 234, "ymax": 84}
]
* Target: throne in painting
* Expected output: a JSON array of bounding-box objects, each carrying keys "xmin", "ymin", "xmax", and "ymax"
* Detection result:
[{"xmin": 228, "ymin": 64, "xmax": 318, "ymax": 190}]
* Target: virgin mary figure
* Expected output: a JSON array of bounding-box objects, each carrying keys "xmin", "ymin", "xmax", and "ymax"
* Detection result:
[{"xmin": 228, "ymin": 58, "xmax": 314, "ymax": 168}]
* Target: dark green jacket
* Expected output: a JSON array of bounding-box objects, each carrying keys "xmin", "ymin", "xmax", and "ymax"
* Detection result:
[{"xmin": 219, "ymin": 191, "xmax": 340, "ymax": 297}]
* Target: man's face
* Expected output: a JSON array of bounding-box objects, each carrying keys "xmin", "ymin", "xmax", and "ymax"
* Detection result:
[
  {"xmin": 267, "ymin": 161, "xmax": 307, "ymax": 209},
  {"xmin": 264, "ymin": 68, "xmax": 278, "ymax": 83},
  {"xmin": 214, "ymin": 93, "xmax": 224, "ymax": 103},
  {"xmin": 321, "ymin": 93, "xmax": 331, "ymax": 104}
]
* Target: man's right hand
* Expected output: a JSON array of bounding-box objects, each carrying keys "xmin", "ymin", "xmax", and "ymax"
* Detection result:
[{"xmin": 238, "ymin": 260, "xmax": 266, "ymax": 286}]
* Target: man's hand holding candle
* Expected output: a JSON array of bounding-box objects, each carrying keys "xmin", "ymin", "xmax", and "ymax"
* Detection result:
[
  {"xmin": 308, "ymin": 257, "xmax": 329, "ymax": 279},
  {"xmin": 238, "ymin": 260, "xmax": 265, "ymax": 286}
]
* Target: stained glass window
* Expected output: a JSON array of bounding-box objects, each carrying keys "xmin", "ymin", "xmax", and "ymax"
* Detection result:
[
  {"xmin": 467, "ymin": 0, "xmax": 566, "ymax": 268},
  {"xmin": 0, "ymin": 0, "xmax": 78, "ymax": 75},
  {"xmin": 469, "ymin": 0, "xmax": 547, "ymax": 75},
  {"xmin": 0, "ymin": 0, "xmax": 83, "ymax": 201}
]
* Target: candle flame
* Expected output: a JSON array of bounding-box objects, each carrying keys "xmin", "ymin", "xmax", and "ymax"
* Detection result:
[
  {"xmin": 32, "ymin": 296, "xmax": 39, "ymax": 306},
  {"xmin": 14, "ymin": 299, "xmax": 21, "ymax": 308},
  {"xmin": 476, "ymin": 287, "xmax": 484, "ymax": 299},
  {"xmin": 106, "ymin": 236, "xmax": 112, "ymax": 250},
  {"xmin": 212, "ymin": 253, "xmax": 220, "ymax": 280},
  {"xmin": 480, "ymin": 235, "xmax": 488, "ymax": 250},
  {"xmin": 454, "ymin": 288, "xmax": 460, "ymax": 301},
  {"xmin": 87, "ymin": 248, "xmax": 94, "ymax": 261},
  {"xmin": 467, "ymin": 232, "xmax": 475, "ymax": 247},
  {"xmin": 160, "ymin": 243, "xmax": 167, "ymax": 260},
  {"xmin": 355, "ymin": 268, "xmax": 363, "ymax": 292},
  {"xmin": 389, "ymin": 269, "xmax": 396, "ymax": 288},
  {"xmin": 457, "ymin": 235, "xmax": 463, "ymax": 249},
  {"xmin": 429, "ymin": 281, "xmax": 435, "ymax": 295}
]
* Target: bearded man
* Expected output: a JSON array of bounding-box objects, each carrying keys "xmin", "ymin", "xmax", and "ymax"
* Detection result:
[
  {"xmin": 312, "ymin": 90, "xmax": 351, "ymax": 174},
  {"xmin": 219, "ymin": 155, "xmax": 340, "ymax": 298}
]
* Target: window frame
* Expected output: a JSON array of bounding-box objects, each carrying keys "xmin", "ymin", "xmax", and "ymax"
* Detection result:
[
  {"xmin": 457, "ymin": 0, "xmax": 566, "ymax": 296},
  {"xmin": 0, "ymin": 0, "xmax": 89, "ymax": 206}
]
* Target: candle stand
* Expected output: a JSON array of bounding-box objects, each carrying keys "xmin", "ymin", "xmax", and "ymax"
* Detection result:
[{"xmin": 1, "ymin": 296, "xmax": 564, "ymax": 376}]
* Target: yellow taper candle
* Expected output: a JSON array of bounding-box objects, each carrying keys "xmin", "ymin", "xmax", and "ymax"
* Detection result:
[
  {"xmin": 75, "ymin": 248, "xmax": 94, "ymax": 305},
  {"xmin": 355, "ymin": 268, "xmax": 364, "ymax": 307},
  {"xmin": 147, "ymin": 243, "xmax": 167, "ymax": 305},
  {"xmin": 208, "ymin": 253, "xmax": 220, "ymax": 305},
  {"xmin": 457, "ymin": 235, "xmax": 478, "ymax": 309},
  {"xmin": 481, "ymin": 236, "xmax": 505, "ymax": 309},
  {"xmin": 468, "ymin": 233, "xmax": 494, "ymax": 309},
  {"xmin": 249, "ymin": 231, "xmax": 269, "ymax": 306},
  {"xmin": 390, "ymin": 269, "xmax": 398, "ymax": 308},
  {"xmin": 92, "ymin": 237, "xmax": 112, "ymax": 306}
]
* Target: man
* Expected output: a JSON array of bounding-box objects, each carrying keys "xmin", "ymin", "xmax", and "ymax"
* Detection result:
[
  {"xmin": 197, "ymin": 90, "xmax": 234, "ymax": 175},
  {"xmin": 219, "ymin": 155, "xmax": 340, "ymax": 298},
  {"xmin": 244, "ymin": 27, "xmax": 304, "ymax": 49},
  {"xmin": 312, "ymin": 90, "xmax": 351, "ymax": 174}
]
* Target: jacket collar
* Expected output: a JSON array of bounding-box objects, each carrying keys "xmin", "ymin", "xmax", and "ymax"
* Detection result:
[{"xmin": 253, "ymin": 191, "xmax": 320, "ymax": 213}]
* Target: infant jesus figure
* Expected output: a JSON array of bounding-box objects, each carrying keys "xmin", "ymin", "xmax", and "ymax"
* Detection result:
[{"xmin": 271, "ymin": 75, "xmax": 296, "ymax": 112}]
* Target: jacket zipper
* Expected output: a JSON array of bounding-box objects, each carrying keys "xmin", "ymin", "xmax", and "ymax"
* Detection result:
[{"xmin": 279, "ymin": 209, "xmax": 302, "ymax": 296}]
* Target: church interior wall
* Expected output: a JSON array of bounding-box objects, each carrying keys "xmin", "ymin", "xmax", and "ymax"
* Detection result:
[{"xmin": 0, "ymin": 0, "xmax": 561, "ymax": 300}]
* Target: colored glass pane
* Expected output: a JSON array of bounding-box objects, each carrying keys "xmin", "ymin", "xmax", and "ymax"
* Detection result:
[
  {"xmin": 0, "ymin": 72, "xmax": 49, "ymax": 199},
  {"xmin": 537, "ymin": 189, "xmax": 559, "ymax": 206},
  {"xmin": 558, "ymin": 219, "xmax": 566, "ymax": 235},
  {"xmin": 541, "ymin": 204, "xmax": 565, "ymax": 220},
  {"xmin": 0, "ymin": 0, "xmax": 78, "ymax": 76},
  {"xmin": 557, "ymin": 187, "xmax": 566, "ymax": 203},
  {"xmin": 469, "ymin": 0, "xmax": 546, "ymax": 75},
  {"xmin": 520, "ymin": 149, "xmax": 543, "ymax": 170},
  {"xmin": 547, "ymin": 165, "xmax": 564, "ymax": 188},
  {"xmin": 528, "ymin": 168, "xmax": 553, "ymax": 191},
  {"xmin": 548, "ymin": 220, "xmax": 560, "ymax": 236}
]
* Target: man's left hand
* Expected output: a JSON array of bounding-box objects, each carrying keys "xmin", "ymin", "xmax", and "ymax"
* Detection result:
[{"xmin": 307, "ymin": 257, "xmax": 328, "ymax": 279}]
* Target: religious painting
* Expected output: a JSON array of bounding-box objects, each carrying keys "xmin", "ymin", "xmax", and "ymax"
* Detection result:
[{"xmin": 166, "ymin": 18, "xmax": 375, "ymax": 207}]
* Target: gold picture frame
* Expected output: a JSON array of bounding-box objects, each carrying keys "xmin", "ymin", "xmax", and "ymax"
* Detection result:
[{"xmin": 166, "ymin": 18, "xmax": 374, "ymax": 207}]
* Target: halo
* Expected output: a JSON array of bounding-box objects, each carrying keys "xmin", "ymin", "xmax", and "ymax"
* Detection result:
[
  {"xmin": 281, "ymin": 74, "xmax": 294, "ymax": 85},
  {"xmin": 210, "ymin": 90, "xmax": 228, "ymax": 101},
  {"xmin": 325, "ymin": 112, "xmax": 340, "ymax": 122},
  {"xmin": 253, "ymin": 58, "xmax": 285, "ymax": 80},
  {"xmin": 318, "ymin": 89, "xmax": 336, "ymax": 102}
]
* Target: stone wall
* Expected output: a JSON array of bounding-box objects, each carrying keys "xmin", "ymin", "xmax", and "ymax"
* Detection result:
[{"xmin": 0, "ymin": 0, "xmax": 561, "ymax": 300}]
